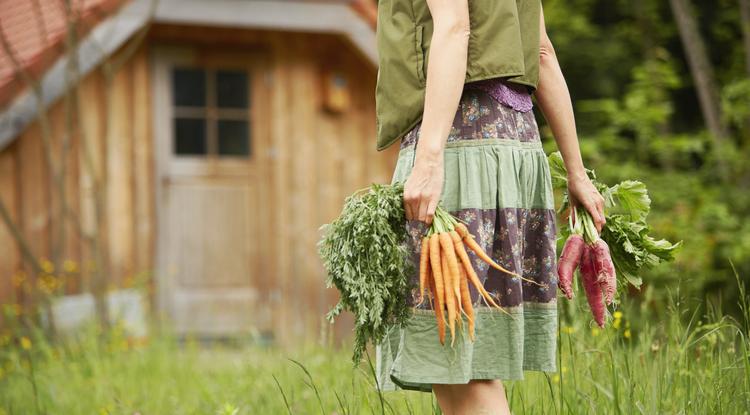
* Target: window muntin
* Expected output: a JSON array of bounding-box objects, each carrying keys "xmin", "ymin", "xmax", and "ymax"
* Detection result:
[{"xmin": 171, "ymin": 67, "xmax": 251, "ymax": 158}]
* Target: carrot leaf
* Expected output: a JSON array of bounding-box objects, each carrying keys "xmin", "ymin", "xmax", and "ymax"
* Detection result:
[{"xmin": 318, "ymin": 182, "xmax": 414, "ymax": 364}]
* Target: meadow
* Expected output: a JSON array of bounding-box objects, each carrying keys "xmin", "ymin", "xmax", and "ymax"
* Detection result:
[{"xmin": 1, "ymin": 271, "xmax": 748, "ymax": 415}]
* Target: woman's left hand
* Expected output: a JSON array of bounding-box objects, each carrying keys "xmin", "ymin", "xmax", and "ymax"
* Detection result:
[{"xmin": 567, "ymin": 172, "xmax": 606, "ymax": 233}]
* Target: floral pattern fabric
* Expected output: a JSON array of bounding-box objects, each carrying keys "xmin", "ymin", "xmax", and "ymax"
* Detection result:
[
  {"xmin": 400, "ymin": 80, "xmax": 540, "ymax": 150},
  {"xmin": 465, "ymin": 77, "xmax": 534, "ymax": 112}
]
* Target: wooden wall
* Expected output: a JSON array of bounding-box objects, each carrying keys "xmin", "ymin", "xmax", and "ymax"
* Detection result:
[
  {"xmin": 0, "ymin": 42, "xmax": 155, "ymax": 311},
  {"xmin": 0, "ymin": 25, "xmax": 400, "ymax": 344}
]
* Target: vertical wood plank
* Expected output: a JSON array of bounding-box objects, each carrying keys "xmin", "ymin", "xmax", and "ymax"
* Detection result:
[
  {"xmin": 17, "ymin": 123, "xmax": 50, "ymax": 309},
  {"xmin": 78, "ymin": 71, "xmax": 107, "ymax": 293},
  {"xmin": 132, "ymin": 47, "xmax": 155, "ymax": 277},
  {"xmin": 269, "ymin": 32, "xmax": 293, "ymax": 345},
  {"xmin": 289, "ymin": 37, "xmax": 318, "ymax": 340},
  {"xmin": 251, "ymin": 51, "xmax": 275, "ymax": 335},
  {"xmin": 63, "ymin": 85, "xmax": 83, "ymax": 295},
  {"xmin": 106, "ymin": 60, "xmax": 135, "ymax": 288},
  {"xmin": 0, "ymin": 145, "xmax": 21, "ymax": 306}
]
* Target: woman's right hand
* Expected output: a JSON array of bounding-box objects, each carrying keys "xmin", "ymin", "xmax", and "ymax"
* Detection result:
[{"xmin": 403, "ymin": 154, "xmax": 444, "ymax": 225}]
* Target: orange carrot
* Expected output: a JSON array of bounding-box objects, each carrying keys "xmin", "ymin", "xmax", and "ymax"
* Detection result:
[
  {"xmin": 442, "ymin": 250, "xmax": 457, "ymax": 345},
  {"xmin": 454, "ymin": 224, "xmax": 541, "ymax": 286},
  {"xmin": 450, "ymin": 231, "xmax": 510, "ymax": 316},
  {"xmin": 454, "ymin": 223, "xmax": 517, "ymax": 277},
  {"xmin": 458, "ymin": 265, "xmax": 475, "ymax": 342},
  {"xmin": 439, "ymin": 232, "xmax": 463, "ymax": 314},
  {"xmin": 428, "ymin": 233, "xmax": 447, "ymax": 345},
  {"xmin": 418, "ymin": 236, "xmax": 430, "ymax": 305},
  {"xmin": 426, "ymin": 262, "xmax": 435, "ymax": 308}
]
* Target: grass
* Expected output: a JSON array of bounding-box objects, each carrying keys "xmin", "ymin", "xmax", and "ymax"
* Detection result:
[{"xmin": 1, "ymin": 272, "xmax": 749, "ymax": 414}]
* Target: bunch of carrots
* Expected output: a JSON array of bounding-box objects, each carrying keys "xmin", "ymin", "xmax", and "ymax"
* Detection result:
[{"xmin": 418, "ymin": 207, "xmax": 540, "ymax": 346}]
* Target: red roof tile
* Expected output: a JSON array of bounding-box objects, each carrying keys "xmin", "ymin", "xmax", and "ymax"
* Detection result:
[{"xmin": 0, "ymin": 0, "xmax": 125, "ymax": 106}]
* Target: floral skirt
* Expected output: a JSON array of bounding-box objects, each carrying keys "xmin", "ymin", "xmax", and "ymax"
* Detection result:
[{"xmin": 376, "ymin": 85, "xmax": 559, "ymax": 392}]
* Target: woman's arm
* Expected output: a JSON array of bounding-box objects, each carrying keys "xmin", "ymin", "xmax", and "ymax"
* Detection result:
[
  {"xmin": 534, "ymin": 4, "xmax": 606, "ymax": 232},
  {"xmin": 403, "ymin": 0, "xmax": 470, "ymax": 225}
]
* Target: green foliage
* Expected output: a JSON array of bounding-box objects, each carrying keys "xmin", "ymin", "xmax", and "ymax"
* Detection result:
[
  {"xmin": 318, "ymin": 182, "xmax": 413, "ymax": 364},
  {"xmin": 721, "ymin": 78, "xmax": 750, "ymax": 131},
  {"xmin": 536, "ymin": 0, "xmax": 750, "ymax": 318}
]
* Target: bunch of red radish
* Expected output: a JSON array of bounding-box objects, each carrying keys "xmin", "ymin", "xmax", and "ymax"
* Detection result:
[{"xmin": 557, "ymin": 206, "xmax": 617, "ymax": 327}]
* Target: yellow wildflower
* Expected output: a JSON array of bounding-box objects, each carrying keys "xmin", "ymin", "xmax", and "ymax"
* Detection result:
[
  {"xmin": 561, "ymin": 366, "xmax": 568, "ymax": 373},
  {"xmin": 63, "ymin": 260, "xmax": 79, "ymax": 273},
  {"xmin": 591, "ymin": 327, "xmax": 600, "ymax": 337},
  {"xmin": 37, "ymin": 274, "xmax": 59, "ymax": 295},
  {"xmin": 20, "ymin": 336, "xmax": 32, "ymax": 350},
  {"xmin": 552, "ymin": 374, "xmax": 560, "ymax": 383},
  {"xmin": 613, "ymin": 310, "xmax": 623, "ymax": 319},
  {"xmin": 40, "ymin": 259, "xmax": 54, "ymax": 274},
  {"xmin": 624, "ymin": 329, "xmax": 631, "ymax": 339},
  {"xmin": 613, "ymin": 318, "xmax": 621, "ymax": 329},
  {"xmin": 562, "ymin": 326, "xmax": 576, "ymax": 334}
]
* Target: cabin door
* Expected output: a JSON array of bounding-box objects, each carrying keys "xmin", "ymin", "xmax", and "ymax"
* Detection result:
[{"xmin": 152, "ymin": 46, "xmax": 271, "ymax": 337}]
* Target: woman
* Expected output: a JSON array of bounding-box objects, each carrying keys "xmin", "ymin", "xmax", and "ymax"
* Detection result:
[{"xmin": 375, "ymin": 0, "xmax": 606, "ymax": 413}]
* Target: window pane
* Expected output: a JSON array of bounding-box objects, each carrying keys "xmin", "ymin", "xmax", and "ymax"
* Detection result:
[
  {"xmin": 172, "ymin": 68, "xmax": 206, "ymax": 107},
  {"xmin": 218, "ymin": 120, "xmax": 250, "ymax": 156},
  {"xmin": 216, "ymin": 70, "xmax": 249, "ymax": 108},
  {"xmin": 174, "ymin": 118, "xmax": 207, "ymax": 155}
]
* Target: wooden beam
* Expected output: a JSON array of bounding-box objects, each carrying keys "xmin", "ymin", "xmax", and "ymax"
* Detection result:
[{"xmin": 152, "ymin": 0, "xmax": 377, "ymax": 65}]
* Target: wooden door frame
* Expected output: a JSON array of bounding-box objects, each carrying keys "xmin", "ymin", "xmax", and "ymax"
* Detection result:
[{"xmin": 150, "ymin": 43, "xmax": 273, "ymax": 332}]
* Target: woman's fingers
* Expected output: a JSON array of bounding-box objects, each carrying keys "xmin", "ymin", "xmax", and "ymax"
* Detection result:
[
  {"xmin": 567, "ymin": 175, "xmax": 607, "ymax": 233},
  {"xmin": 584, "ymin": 196, "xmax": 605, "ymax": 233},
  {"xmin": 403, "ymin": 190, "xmax": 416, "ymax": 221},
  {"xmin": 416, "ymin": 195, "xmax": 430, "ymax": 224},
  {"xmin": 416, "ymin": 193, "xmax": 440, "ymax": 224},
  {"xmin": 596, "ymin": 195, "xmax": 606, "ymax": 230}
]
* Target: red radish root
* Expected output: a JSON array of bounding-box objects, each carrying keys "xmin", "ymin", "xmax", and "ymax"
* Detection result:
[
  {"xmin": 580, "ymin": 244, "xmax": 606, "ymax": 327},
  {"xmin": 557, "ymin": 234, "xmax": 585, "ymax": 299},
  {"xmin": 592, "ymin": 239, "xmax": 617, "ymax": 305}
]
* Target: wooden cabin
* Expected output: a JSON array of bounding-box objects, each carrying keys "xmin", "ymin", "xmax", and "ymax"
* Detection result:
[{"xmin": 0, "ymin": 0, "xmax": 398, "ymax": 344}]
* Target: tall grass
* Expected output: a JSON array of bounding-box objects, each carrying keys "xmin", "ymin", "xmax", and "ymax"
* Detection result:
[{"xmin": 1, "ymin": 273, "xmax": 748, "ymax": 414}]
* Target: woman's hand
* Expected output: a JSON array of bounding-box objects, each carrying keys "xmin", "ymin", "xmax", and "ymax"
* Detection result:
[
  {"xmin": 567, "ymin": 172, "xmax": 606, "ymax": 233},
  {"xmin": 403, "ymin": 153, "xmax": 444, "ymax": 225}
]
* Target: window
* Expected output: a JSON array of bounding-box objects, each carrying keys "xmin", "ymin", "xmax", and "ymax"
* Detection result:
[{"xmin": 171, "ymin": 67, "xmax": 251, "ymax": 158}]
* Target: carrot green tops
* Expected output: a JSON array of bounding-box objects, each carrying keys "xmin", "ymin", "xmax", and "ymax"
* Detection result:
[{"xmin": 374, "ymin": 0, "xmax": 542, "ymax": 151}]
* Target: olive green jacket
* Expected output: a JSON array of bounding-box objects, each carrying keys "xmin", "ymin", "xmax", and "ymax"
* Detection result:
[{"xmin": 374, "ymin": 0, "xmax": 542, "ymax": 151}]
